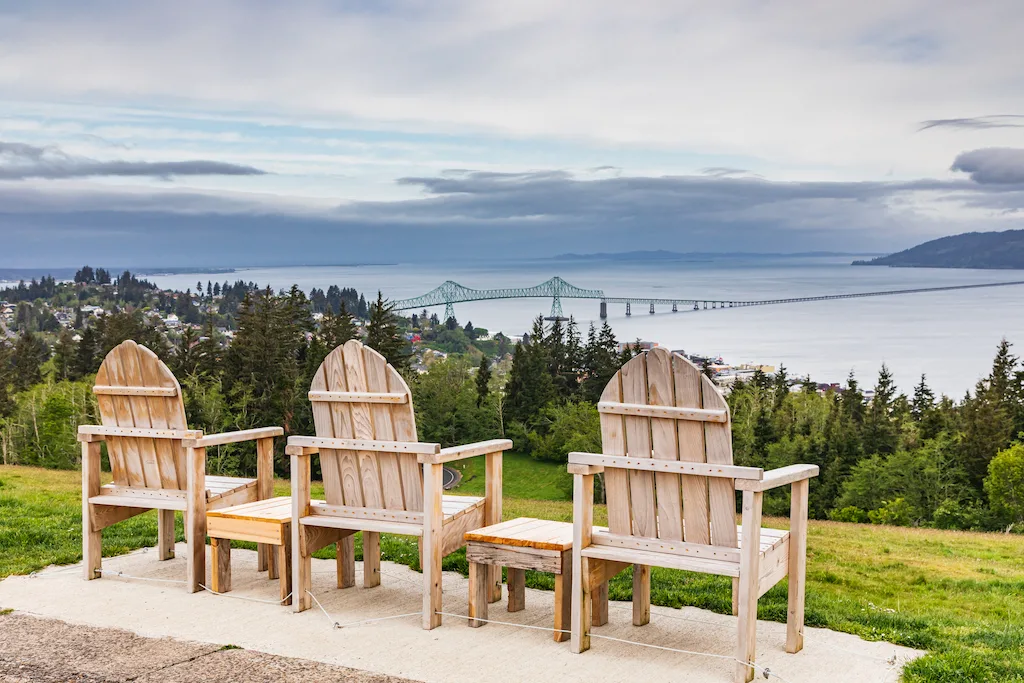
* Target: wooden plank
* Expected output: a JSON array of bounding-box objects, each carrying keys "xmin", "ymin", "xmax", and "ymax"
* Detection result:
[
  {"xmin": 308, "ymin": 390, "xmax": 408, "ymax": 404},
  {"xmin": 93, "ymin": 356, "xmax": 125, "ymax": 485},
  {"xmin": 344, "ymin": 341, "xmax": 384, "ymax": 509},
  {"xmin": 507, "ymin": 568, "xmax": 525, "ymax": 611},
  {"xmin": 554, "ymin": 550, "xmax": 571, "ymax": 642},
  {"xmin": 291, "ymin": 451, "xmax": 312, "ymax": 612},
  {"xmin": 589, "ymin": 559, "xmax": 630, "ymax": 587},
  {"xmin": 142, "ymin": 345, "xmax": 189, "ymax": 490},
  {"xmin": 310, "ymin": 359, "xmax": 343, "ymax": 506},
  {"xmin": 646, "ymin": 348, "xmax": 683, "ymax": 542},
  {"xmin": 702, "ymin": 373, "xmax": 738, "ymax": 549},
  {"xmin": 468, "ymin": 561, "xmax": 488, "ymax": 627},
  {"xmin": 326, "ymin": 347, "xmax": 361, "ymax": 507},
  {"xmin": 90, "ymin": 503, "xmax": 147, "ymax": 532},
  {"xmin": 422, "ymin": 462, "xmax": 444, "ymax": 629},
  {"xmin": 207, "ymin": 516, "xmax": 285, "ymax": 545},
  {"xmin": 592, "ymin": 578, "xmax": 609, "ymax": 626},
  {"xmin": 568, "ymin": 453, "xmax": 762, "ymax": 479},
  {"xmin": 599, "ymin": 373, "xmax": 631, "ymax": 536},
  {"xmin": 121, "ymin": 344, "xmax": 165, "ymax": 489},
  {"xmin": 582, "ymin": 544, "xmax": 741, "ymax": 577},
  {"xmin": 136, "ymin": 348, "xmax": 181, "ymax": 494},
  {"xmin": 187, "ymin": 427, "xmax": 283, "ymax": 448},
  {"xmin": 673, "ymin": 353, "xmax": 711, "ymax": 545},
  {"xmin": 388, "ymin": 363, "xmax": 422, "ymax": 513},
  {"xmin": 337, "ymin": 534, "xmax": 355, "ymax": 588},
  {"xmin": 621, "ymin": 353, "xmax": 657, "ymax": 538},
  {"xmin": 633, "ymin": 563, "xmax": 650, "ymax": 626},
  {"xmin": 363, "ymin": 531, "xmax": 381, "ymax": 588},
  {"xmin": 82, "ymin": 440, "xmax": 102, "ymax": 580},
  {"xmin": 597, "ymin": 402, "xmax": 728, "ymax": 423},
  {"xmin": 485, "ymin": 450, "xmax": 503, "ymax": 602},
  {"xmin": 93, "ymin": 385, "xmax": 178, "ymax": 397},
  {"xmin": 287, "ymin": 436, "xmax": 439, "ymax": 456},
  {"xmin": 758, "ymin": 535, "xmax": 790, "ymax": 598},
  {"xmin": 185, "ymin": 446, "xmax": 206, "ymax": 593},
  {"xmin": 79, "ymin": 425, "xmax": 202, "ymax": 440},
  {"xmin": 441, "ymin": 503, "xmax": 485, "ymax": 557},
  {"xmin": 786, "ymin": 478, "xmax": 809, "ymax": 654},
  {"xmin": 91, "ymin": 494, "xmax": 186, "ymax": 511},
  {"xmin": 735, "ymin": 464, "xmax": 819, "ymax": 492},
  {"xmin": 364, "ymin": 348, "xmax": 404, "ymax": 510},
  {"xmin": 279, "ymin": 542, "xmax": 292, "ymax": 605},
  {"xmin": 466, "ymin": 543, "xmax": 564, "ymax": 573},
  {"xmin": 309, "ymin": 501, "xmax": 423, "ymax": 524},
  {"xmin": 570, "ymin": 473, "xmax": 594, "ymax": 653},
  {"xmin": 466, "ymin": 518, "xmax": 574, "ymax": 551},
  {"xmin": 211, "ymin": 538, "xmax": 231, "ymax": 593},
  {"xmin": 590, "ymin": 531, "xmax": 741, "ymax": 563},
  {"xmin": 426, "ymin": 439, "xmax": 514, "ymax": 463},
  {"xmin": 256, "ymin": 436, "xmax": 275, "ymax": 572},
  {"xmin": 301, "ymin": 514, "xmax": 424, "ymax": 537},
  {"xmin": 104, "ymin": 346, "xmax": 147, "ymax": 488},
  {"xmin": 737, "ymin": 490, "xmax": 763, "ymax": 683}
]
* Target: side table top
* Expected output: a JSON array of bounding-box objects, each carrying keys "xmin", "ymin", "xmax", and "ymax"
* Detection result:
[
  {"xmin": 208, "ymin": 496, "xmax": 321, "ymax": 524},
  {"xmin": 465, "ymin": 517, "xmax": 574, "ymax": 551}
]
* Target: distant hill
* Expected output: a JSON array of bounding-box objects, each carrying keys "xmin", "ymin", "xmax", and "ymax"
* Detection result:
[{"xmin": 852, "ymin": 230, "xmax": 1024, "ymax": 269}]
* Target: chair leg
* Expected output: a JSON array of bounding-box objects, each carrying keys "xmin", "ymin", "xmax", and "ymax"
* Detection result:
[
  {"xmin": 363, "ymin": 531, "xmax": 381, "ymax": 588},
  {"xmin": 633, "ymin": 564, "xmax": 650, "ymax": 626},
  {"xmin": 554, "ymin": 551, "xmax": 571, "ymax": 642},
  {"xmin": 468, "ymin": 561, "xmax": 488, "ymax": 627},
  {"xmin": 337, "ymin": 534, "xmax": 355, "ymax": 588},
  {"xmin": 422, "ymin": 462, "xmax": 444, "ymax": 630},
  {"xmin": 279, "ymin": 543, "xmax": 292, "ymax": 606},
  {"xmin": 787, "ymin": 479, "xmax": 809, "ymax": 654},
  {"xmin": 732, "ymin": 578, "xmax": 740, "ymax": 616},
  {"xmin": 157, "ymin": 510, "xmax": 175, "ymax": 560},
  {"xmin": 211, "ymin": 538, "xmax": 231, "ymax": 593},
  {"xmin": 83, "ymin": 504, "xmax": 102, "ymax": 581},
  {"xmin": 736, "ymin": 490, "xmax": 763, "ymax": 683},
  {"xmin": 295, "ymin": 524, "xmax": 312, "ymax": 612},
  {"xmin": 592, "ymin": 580, "xmax": 609, "ymax": 626},
  {"xmin": 185, "ymin": 446, "xmax": 206, "ymax": 594},
  {"xmin": 507, "ymin": 568, "xmax": 525, "ymax": 612}
]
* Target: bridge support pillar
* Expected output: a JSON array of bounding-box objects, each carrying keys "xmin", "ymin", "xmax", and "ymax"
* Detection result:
[
  {"xmin": 703, "ymin": 301, "xmax": 707, "ymax": 310},
  {"xmin": 693, "ymin": 303, "xmax": 699, "ymax": 311},
  {"xmin": 626, "ymin": 302, "xmax": 631, "ymax": 316},
  {"xmin": 600, "ymin": 301, "xmax": 607, "ymax": 319},
  {"xmin": 672, "ymin": 303, "xmax": 677, "ymax": 313},
  {"xmin": 649, "ymin": 302, "xmax": 655, "ymax": 315}
]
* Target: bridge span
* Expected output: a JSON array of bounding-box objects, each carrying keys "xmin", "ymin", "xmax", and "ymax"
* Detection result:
[{"xmin": 390, "ymin": 277, "xmax": 1024, "ymax": 320}]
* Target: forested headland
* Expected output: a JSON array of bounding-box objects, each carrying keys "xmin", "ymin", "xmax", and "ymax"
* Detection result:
[{"xmin": 2, "ymin": 267, "xmax": 1023, "ymax": 534}]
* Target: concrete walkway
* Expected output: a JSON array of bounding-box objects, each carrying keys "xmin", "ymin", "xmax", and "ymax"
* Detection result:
[{"xmin": 0, "ymin": 545, "xmax": 921, "ymax": 683}]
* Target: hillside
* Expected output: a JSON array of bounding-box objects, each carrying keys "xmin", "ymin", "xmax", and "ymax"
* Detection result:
[{"xmin": 853, "ymin": 230, "xmax": 1024, "ymax": 269}]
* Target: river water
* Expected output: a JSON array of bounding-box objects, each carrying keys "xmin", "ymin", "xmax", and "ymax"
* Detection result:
[{"xmin": 148, "ymin": 257, "xmax": 1024, "ymax": 397}]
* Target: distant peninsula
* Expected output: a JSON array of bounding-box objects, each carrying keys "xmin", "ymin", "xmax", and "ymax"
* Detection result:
[{"xmin": 852, "ymin": 230, "xmax": 1024, "ymax": 270}]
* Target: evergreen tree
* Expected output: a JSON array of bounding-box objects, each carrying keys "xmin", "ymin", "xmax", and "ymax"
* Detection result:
[
  {"xmin": 12, "ymin": 331, "xmax": 47, "ymax": 391},
  {"xmin": 365, "ymin": 292, "xmax": 409, "ymax": 371},
  {"xmin": 911, "ymin": 374, "xmax": 935, "ymax": 421},
  {"xmin": 72, "ymin": 326, "xmax": 99, "ymax": 378},
  {"xmin": 0, "ymin": 340, "xmax": 14, "ymax": 417},
  {"xmin": 862, "ymin": 364, "xmax": 900, "ymax": 456},
  {"xmin": 320, "ymin": 303, "xmax": 358, "ymax": 351},
  {"xmin": 476, "ymin": 355, "xmax": 491, "ymax": 407},
  {"xmin": 52, "ymin": 328, "xmax": 77, "ymax": 381},
  {"xmin": 172, "ymin": 326, "xmax": 202, "ymax": 377},
  {"xmin": 503, "ymin": 341, "xmax": 556, "ymax": 426},
  {"xmin": 73, "ymin": 307, "xmax": 83, "ymax": 329},
  {"xmin": 464, "ymin": 321, "xmax": 476, "ymax": 339}
]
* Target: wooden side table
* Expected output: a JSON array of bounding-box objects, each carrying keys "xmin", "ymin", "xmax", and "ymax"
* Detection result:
[
  {"xmin": 206, "ymin": 496, "xmax": 295, "ymax": 605},
  {"xmin": 465, "ymin": 517, "xmax": 609, "ymax": 642}
]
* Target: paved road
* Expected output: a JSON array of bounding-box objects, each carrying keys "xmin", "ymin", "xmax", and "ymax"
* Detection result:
[{"xmin": 0, "ymin": 612, "xmax": 419, "ymax": 683}]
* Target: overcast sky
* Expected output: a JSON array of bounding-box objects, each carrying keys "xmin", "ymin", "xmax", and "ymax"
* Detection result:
[{"xmin": 2, "ymin": 1, "xmax": 1024, "ymax": 267}]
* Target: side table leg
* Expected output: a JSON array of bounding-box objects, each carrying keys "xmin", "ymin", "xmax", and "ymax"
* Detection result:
[
  {"xmin": 593, "ymin": 580, "xmax": 609, "ymax": 626},
  {"xmin": 554, "ymin": 550, "xmax": 572, "ymax": 642},
  {"xmin": 507, "ymin": 568, "xmax": 526, "ymax": 612},
  {"xmin": 211, "ymin": 537, "xmax": 231, "ymax": 593},
  {"xmin": 279, "ymin": 543, "xmax": 292, "ymax": 605},
  {"xmin": 468, "ymin": 561, "xmax": 489, "ymax": 627}
]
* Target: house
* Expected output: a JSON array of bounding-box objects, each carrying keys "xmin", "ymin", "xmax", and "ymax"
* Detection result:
[{"xmin": 163, "ymin": 313, "xmax": 181, "ymax": 328}]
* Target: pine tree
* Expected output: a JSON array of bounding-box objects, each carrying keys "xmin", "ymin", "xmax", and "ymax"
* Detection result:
[
  {"xmin": 52, "ymin": 328, "xmax": 77, "ymax": 381},
  {"xmin": 365, "ymin": 292, "xmax": 409, "ymax": 371},
  {"xmin": 911, "ymin": 374, "xmax": 935, "ymax": 421},
  {"xmin": 12, "ymin": 331, "xmax": 47, "ymax": 391},
  {"xmin": 0, "ymin": 340, "xmax": 14, "ymax": 417},
  {"xmin": 862, "ymin": 364, "xmax": 900, "ymax": 456},
  {"xmin": 73, "ymin": 326, "xmax": 99, "ymax": 378},
  {"xmin": 321, "ymin": 303, "xmax": 358, "ymax": 351},
  {"xmin": 476, "ymin": 356, "xmax": 491, "ymax": 407},
  {"xmin": 172, "ymin": 326, "xmax": 202, "ymax": 377}
]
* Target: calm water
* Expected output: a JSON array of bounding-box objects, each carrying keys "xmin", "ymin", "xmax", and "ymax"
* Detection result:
[{"xmin": 150, "ymin": 257, "xmax": 1024, "ymax": 397}]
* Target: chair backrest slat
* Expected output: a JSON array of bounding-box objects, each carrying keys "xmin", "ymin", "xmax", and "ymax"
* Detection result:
[
  {"xmin": 311, "ymin": 340, "xmax": 420, "ymax": 511},
  {"xmin": 602, "ymin": 348, "xmax": 737, "ymax": 548},
  {"xmin": 94, "ymin": 340, "xmax": 188, "ymax": 490}
]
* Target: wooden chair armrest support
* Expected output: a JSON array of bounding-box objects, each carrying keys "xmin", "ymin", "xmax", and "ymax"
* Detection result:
[
  {"xmin": 568, "ymin": 463, "xmax": 604, "ymax": 475},
  {"xmin": 78, "ymin": 425, "xmax": 203, "ymax": 442},
  {"xmin": 285, "ymin": 444, "xmax": 319, "ymax": 457},
  {"xmin": 568, "ymin": 452, "xmax": 763, "ymax": 480},
  {"xmin": 183, "ymin": 426, "xmax": 283, "ymax": 448},
  {"xmin": 421, "ymin": 439, "xmax": 514, "ymax": 464},
  {"xmin": 734, "ymin": 464, "xmax": 819, "ymax": 492}
]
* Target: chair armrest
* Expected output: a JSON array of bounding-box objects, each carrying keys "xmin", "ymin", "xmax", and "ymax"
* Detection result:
[
  {"xmin": 182, "ymin": 427, "xmax": 283, "ymax": 448},
  {"xmin": 734, "ymin": 464, "xmax": 819, "ymax": 492},
  {"xmin": 78, "ymin": 425, "xmax": 203, "ymax": 442},
  {"xmin": 419, "ymin": 438, "xmax": 513, "ymax": 464}
]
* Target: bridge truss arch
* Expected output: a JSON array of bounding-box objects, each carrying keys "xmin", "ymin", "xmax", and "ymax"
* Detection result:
[{"xmin": 391, "ymin": 276, "xmax": 606, "ymax": 320}]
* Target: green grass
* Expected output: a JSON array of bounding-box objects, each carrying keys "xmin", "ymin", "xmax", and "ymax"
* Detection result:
[
  {"xmin": 2, "ymin": 464, "xmax": 1023, "ymax": 682},
  {"xmin": 447, "ymin": 452, "xmax": 571, "ymax": 500}
]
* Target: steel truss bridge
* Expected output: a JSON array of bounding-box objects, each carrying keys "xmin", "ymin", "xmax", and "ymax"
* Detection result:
[{"xmin": 390, "ymin": 277, "xmax": 1024, "ymax": 321}]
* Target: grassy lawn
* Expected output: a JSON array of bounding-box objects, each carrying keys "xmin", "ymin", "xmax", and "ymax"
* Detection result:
[
  {"xmin": 1, "ymin": 464, "xmax": 1023, "ymax": 682},
  {"xmin": 447, "ymin": 451, "xmax": 571, "ymax": 500}
]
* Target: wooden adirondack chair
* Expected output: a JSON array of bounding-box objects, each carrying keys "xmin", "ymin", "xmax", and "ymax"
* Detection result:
[
  {"xmin": 567, "ymin": 347, "xmax": 817, "ymax": 683},
  {"xmin": 286, "ymin": 339, "xmax": 513, "ymax": 629},
  {"xmin": 78, "ymin": 340, "xmax": 283, "ymax": 592}
]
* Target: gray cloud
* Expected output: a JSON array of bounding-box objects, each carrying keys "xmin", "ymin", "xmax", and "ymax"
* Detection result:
[
  {"xmin": 919, "ymin": 115, "xmax": 1024, "ymax": 131},
  {"xmin": 0, "ymin": 141, "xmax": 266, "ymax": 180},
  {"xmin": 700, "ymin": 167, "xmax": 761, "ymax": 179},
  {"xmin": 950, "ymin": 148, "xmax": 1024, "ymax": 184}
]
